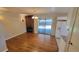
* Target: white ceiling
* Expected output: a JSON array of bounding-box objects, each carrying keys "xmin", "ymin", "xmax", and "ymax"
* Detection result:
[{"xmin": 0, "ymin": 7, "xmax": 72, "ymax": 16}]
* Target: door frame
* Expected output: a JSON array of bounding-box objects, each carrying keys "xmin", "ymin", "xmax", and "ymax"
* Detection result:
[{"xmin": 65, "ymin": 8, "xmax": 78, "ymax": 52}]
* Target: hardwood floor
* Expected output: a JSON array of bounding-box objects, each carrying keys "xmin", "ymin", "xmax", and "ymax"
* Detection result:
[{"xmin": 6, "ymin": 33, "xmax": 58, "ymax": 52}]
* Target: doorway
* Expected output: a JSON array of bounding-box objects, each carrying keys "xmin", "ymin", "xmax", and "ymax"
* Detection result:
[{"xmin": 25, "ymin": 15, "xmax": 34, "ymax": 33}]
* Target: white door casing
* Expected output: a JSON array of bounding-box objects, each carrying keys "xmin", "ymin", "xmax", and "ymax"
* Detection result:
[
  {"xmin": 0, "ymin": 22, "xmax": 8, "ymax": 51},
  {"xmin": 68, "ymin": 8, "xmax": 79, "ymax": 51}
]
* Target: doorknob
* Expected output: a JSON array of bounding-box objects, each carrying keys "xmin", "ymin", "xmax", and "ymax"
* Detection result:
[
  {"xmin": 69, "ymin": 41, "xmax": 73, "ymax": 45},
  {"xmin": 69, "ymin": 42, "xmax": 73, "ymax": 45}
]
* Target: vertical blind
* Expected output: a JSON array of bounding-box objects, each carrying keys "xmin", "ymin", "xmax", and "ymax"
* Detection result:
[{"xmin": 38, "ymin": 18, "xmax": 52, "ymax": 34}]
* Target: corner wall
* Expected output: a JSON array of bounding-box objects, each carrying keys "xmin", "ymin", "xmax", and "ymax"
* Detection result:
[{"xmin": 0, "ymin": 13, "xmax": 26, "ymax": 40}]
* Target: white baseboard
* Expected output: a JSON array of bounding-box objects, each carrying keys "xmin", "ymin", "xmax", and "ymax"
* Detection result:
[
  {"xmin": 6, "ymin": 32, "xmax": 26, "ymax": 40},
  {"xmin": 2, "ymin": 48, "xmax": 8, "ymax": 52}
]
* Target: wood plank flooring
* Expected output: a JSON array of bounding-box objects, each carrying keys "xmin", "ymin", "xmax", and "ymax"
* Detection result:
[{"xmin": 6, "ymin": 33, "xmax": 58, "ymax": 52}]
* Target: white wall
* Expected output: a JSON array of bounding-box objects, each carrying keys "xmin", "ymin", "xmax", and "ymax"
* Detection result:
[
  {"xmin": 0, "ymin": 12, "xmax": 26, "ymax": 51},
  {"xmin": 0, "ymin": 13, "xmax": 26, "ymax": 40},
  {"xmin": 34, "ymin": 18, "xmax": 38, "ymax": 33}
]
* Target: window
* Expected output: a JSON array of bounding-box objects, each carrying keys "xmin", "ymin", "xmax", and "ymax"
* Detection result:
[{"xmin": 38, "ymin": 18, "xmax": 52, "ymax": 34}]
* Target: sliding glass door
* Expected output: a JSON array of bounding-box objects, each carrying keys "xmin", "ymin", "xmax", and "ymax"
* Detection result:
[
  {"xmin": 38, "ymin": 18, "xmax": 52, "ymax": 35},
  {"xmin": 38, "ymin": 19, "xmax": 45, "ymax": 34},
  {"xmin": 45, "ymin": 18, "xmax": 52, "ymax": 34}
]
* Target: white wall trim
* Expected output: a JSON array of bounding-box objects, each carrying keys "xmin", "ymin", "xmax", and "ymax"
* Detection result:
[
  {"xmin": 2, "ymin": 48, "xmax": 8, "ymax": 52},
  {"xmin": 6, "ymin": 32, "xmax": 26, "ymax": 40},
  {"xmin": 56, "ymin": 37, "xmax": 66, "ymax": 52}
]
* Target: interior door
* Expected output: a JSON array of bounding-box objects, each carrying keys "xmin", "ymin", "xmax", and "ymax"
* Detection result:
[
  {"xmin": 56, "ymin": 21, "xmax": 68, "ymax": 38},
  {"xmin": 25, "ymin": 15, "xmax": 34, "ymax": 32},
  {"xmin": 69, "ymin": 8, "xmax": 79, "ymax": 51},
  {"xmin": 56, "ymin": 20, "xmax": 68, "ymax": 51}
]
